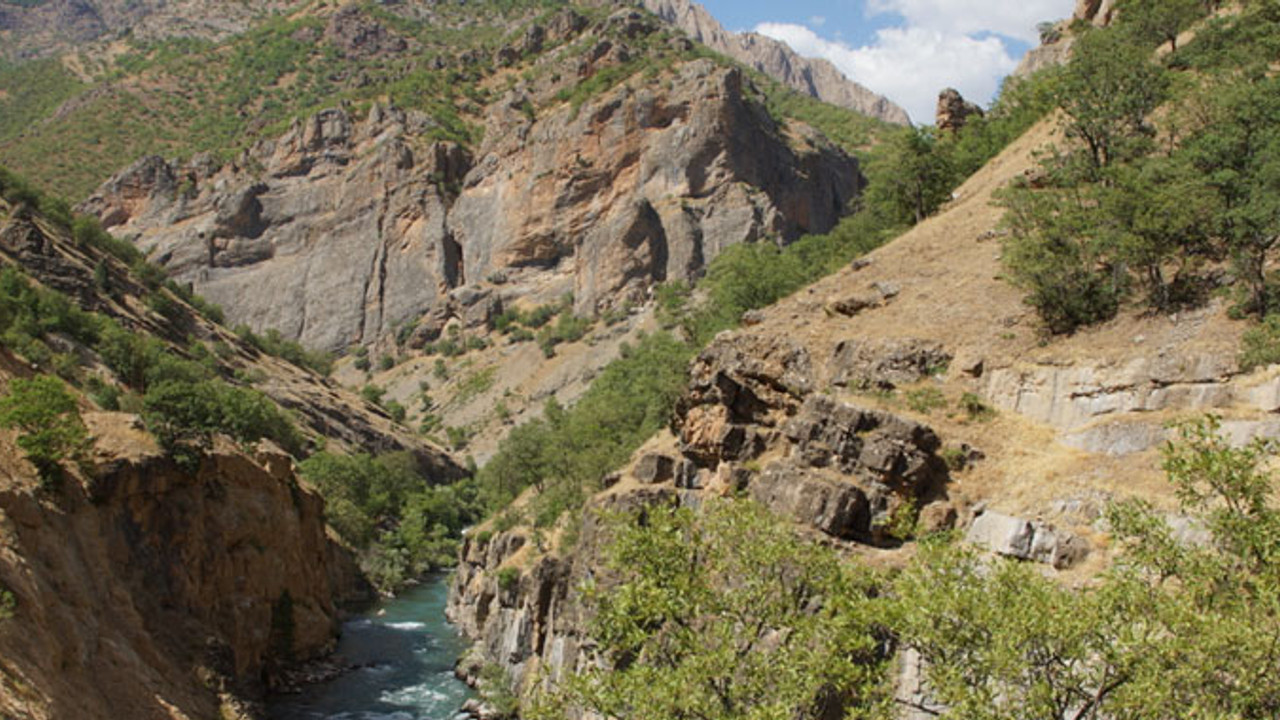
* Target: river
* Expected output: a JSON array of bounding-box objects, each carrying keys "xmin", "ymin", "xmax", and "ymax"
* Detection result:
[{"xmin": 269, "ymin": 575, "xmax": 474, "ymax": 720}]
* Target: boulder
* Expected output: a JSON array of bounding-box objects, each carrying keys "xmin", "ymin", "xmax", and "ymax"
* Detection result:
[{"xmin": 966, "ymin": 511, "xmax": 1089, "ymax": 569}]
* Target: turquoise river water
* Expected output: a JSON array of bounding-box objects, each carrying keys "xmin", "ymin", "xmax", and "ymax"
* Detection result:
[{"xmin": 269, "ymin": 576, "xmax": 474, "ymax": 720}]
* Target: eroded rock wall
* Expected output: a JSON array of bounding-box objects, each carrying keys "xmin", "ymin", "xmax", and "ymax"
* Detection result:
[
  {"xmin": 0, "ymin": 415, "xmax": 368, "ymax": 720},
  {"xmin": 84, "ymin": 51, "xmax": 861, "ymax": 352}
]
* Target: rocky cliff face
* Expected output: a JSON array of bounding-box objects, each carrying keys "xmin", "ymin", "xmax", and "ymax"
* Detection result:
[
  {"xmin": 0, "ymin": 400, "xmax": 368, "ymax": 720},
  {"xmin": 1013, "ymin": 0, "xmax": 1116, "ymax": 78},
  {"xmin": 640, "ymin": 0, "xmax": 911, "ymax": 125},
  {"xmin": 447, "ymin": 331, "xmax": 958, "ymax": 697},
  {"xmin": 85, "ymin": 42, "xmax": 861, "ymax": 350}
]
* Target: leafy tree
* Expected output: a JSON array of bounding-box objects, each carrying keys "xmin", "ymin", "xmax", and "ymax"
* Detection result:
[
  {"xmin": 0, "ymin": 375, "xmax": 88, "ymax": 483},
  {"xmin": 1117, "ymin": 0, "xmax": 1205, "ymax": 51},
  {"xmin": 998, "ymin": 178, "xmax": 1126, "ymax": 333},
  {"xmin": 1182, "ymin": 74, "xmax": 1280, "ymax": 316},
  {"xmin": 532, "ymin": 501, "xmax": 890, "ymax": 720},
  {"xmin": 865, "ymin": 125, "xmax": 955, "ymax": 226},
  {"xmin": 1054, "ymin": 28, "xmax": 1169, "ymax": 172}
]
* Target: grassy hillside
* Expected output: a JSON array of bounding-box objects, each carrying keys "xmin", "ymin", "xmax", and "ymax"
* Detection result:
[{"xmin": 0, "ymin": 0, "xmax": 896, "ymax": 200}]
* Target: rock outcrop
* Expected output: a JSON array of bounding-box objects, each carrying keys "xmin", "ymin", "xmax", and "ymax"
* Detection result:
[
  {"xmin": 640, "ymin": 0, "xmax": 911, "ymax": 125},
  {"xmin": 448, "ymin": 332, "xmax": 956, "ymax": 695},
  {"xmin": 935, "ymin": 88, "xmax": 984, "ymax": 135},
  {"xmin": 0, "ymin": 410, "xmax": 369, "ymax": 720},
  {"xmin": 1013, "ymin": 0, "xmax": 1115, "ymax": 78},
  {"xmin": 85, "ymin": 55, "xmax": 861, "ymax": 350}
]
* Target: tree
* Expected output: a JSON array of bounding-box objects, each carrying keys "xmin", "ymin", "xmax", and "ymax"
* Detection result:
[
  {"xmin": 532, "ymin": 501, "xmax": 891, "ymax": 720},
  {"xmin": 892, "ymin": 416, "xmax": 1280, "ymax": 719},
  {"xmin": 1182, "ymin": 75, "xmax": 1280, "ymax": 316},
  {"xmin": 0, "ymin": 375, "xmax": 88, "ymax": 483},
  {"xmin": 865, "ymin": 125, "xmax": 955, "ymax": 225},
  {"xmin": 1054, "ymin": 28, "xmax": 1169, "ymax": 172},
  {"xmin": 998, "ymin": 177, "xmax": 1127, "ymax": 333},
  {"xmin": 1118, "ymin": 0, "xmax": 1206, "ymax": 51}
]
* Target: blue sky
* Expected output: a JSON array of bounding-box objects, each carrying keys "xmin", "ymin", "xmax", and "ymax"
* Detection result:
[{"xmin": 698, "ymin": 0, "xmax": 1077, "ymax": 123}]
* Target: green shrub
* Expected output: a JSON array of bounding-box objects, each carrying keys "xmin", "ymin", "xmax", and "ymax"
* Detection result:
[
  {"xmin": 0, "ymin": 585, "xmax": 15, "ymax": 621},
  {"xmin": 0, "ymin": 375, "xmax": 88, "ymax": 484},
  {"xmin": 496, "ymin": 567, "xmax": 520, "ymax": 593},
  {"xmin": 1240, "ymin": 315, "xmax": 1280, "ymax": 372},
  {"xmin": 959, "ymin": 392, "xmax": 996, "ymax": 422},
  {"xmin": 361, "ymin": 384, "xmax": 386, "ymax": 407},
  {"xmin": 904, "ymin": 387, "xmax": 947, "ymax": 414},
  {"xmin": 384, "ymin": 399, "xmax": 407, "ymax": 424}
]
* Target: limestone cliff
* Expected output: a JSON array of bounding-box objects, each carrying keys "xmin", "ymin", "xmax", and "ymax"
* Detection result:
[
  {"xmin": 0, "ymin": 390, "xmax": 369, "ymax": 719},
  {"xmin": 84, "ymin": 21, "xmax": 861, "ymax": 351},
  {"xmin": 638, "ymin": 0, "xmax": 911, "ymax": 125}
]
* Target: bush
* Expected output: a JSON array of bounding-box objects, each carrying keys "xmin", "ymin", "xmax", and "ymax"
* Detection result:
[
  {"xmin": 904, "ymin": 386, "xmax": 947, "ymax": 414},
  {"xmin": 0, "ymin": 375, "xmax": 88, "ymax": 484},
  {"xmin": 143, "ymin": 378, "xmax": 303, "ymax": 460},
  {"xmin": 0, "ymin": 585, "xmax": 14, "ymax": 621},
  {"xmin": 1240, "ymin": 315, "xmax": 1280, "ymax": 372},
  {"xmin": 496, "ymin": 566, "xmax": 520, "ymax": 593}
]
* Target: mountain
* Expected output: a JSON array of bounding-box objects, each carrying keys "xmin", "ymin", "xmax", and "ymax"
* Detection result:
[
  {"xmin": 639, "ymin": 0, "xmax": 911, "ymax": 125},
  {"xmin": 81, "ymin": 48, "xmax": 860, "ymax": 352}
]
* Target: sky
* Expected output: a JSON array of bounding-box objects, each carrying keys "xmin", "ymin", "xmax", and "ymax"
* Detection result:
[{"xmin": 698, "ymin": 0, "xmax": 1077, "ymax": 124}]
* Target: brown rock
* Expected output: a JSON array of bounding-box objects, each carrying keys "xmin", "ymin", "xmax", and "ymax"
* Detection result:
[{"xmin": 936, "ymin": 88, "xmax": 984, "ymax": 135}]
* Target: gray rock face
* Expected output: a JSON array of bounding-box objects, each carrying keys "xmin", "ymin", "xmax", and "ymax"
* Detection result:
[
  {"xmin": 85, "ymin": 58, "xmax": 860, "ymax": 350},
  {"xmin": 640, "ymin": 0, "xmax": 911, "ymax": 125},
  {"xmin": 830, "ymin": 338, "xmax": 952, "ymax": 390},
  {"xmin": 966, "ymin": 510, "xmax": 1089, "ymax": 569},
  {"xmin": 83, "ymin": 105, "xmax": 464, "ymax": 352}
]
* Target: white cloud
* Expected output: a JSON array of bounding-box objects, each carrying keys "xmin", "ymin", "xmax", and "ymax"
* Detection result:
[
  {"xmin": 808, "ymin": 15, "xmax": 827, "ymax": 27},
  {"xmin": 865, "ymin": 0, "xmax": 1071, "ymax": 44},
  {"xmin": 757, "ymin": 22, "xmax": 1019, "ymax": 124}
]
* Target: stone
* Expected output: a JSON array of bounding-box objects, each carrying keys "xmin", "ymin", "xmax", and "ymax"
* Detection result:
[
  {"xmin": 830, "ymin": 338, "xmax": 952, "ymax": 390},
  {"xmin": 633, "ymin": 453, "xmax": 675, "ymax": 484},
  {"xmin": 750, "ymin": 465, "xmax": 871, "ymax": 541},
  {"xmin": 966, "ymin": 511, "xmax": 1089, "ymax": 569},
  {"xmin": 918, "ymin": 501, "xmax": 958, "ymax": 535},
  {"xmin": 828, "ymin": 294, "xmax": 882, "ymax": 317}
]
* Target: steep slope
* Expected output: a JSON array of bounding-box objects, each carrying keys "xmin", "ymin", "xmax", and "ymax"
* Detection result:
[
  {"xmin": 640, "ymin": 0, "xmax": 911, "ymax": 125},
  {"xmin": 0, "ymin": 194, "xmax": 463, "ymax": 472},
  {"xmin": 82, "ymin": 8, "xmax": 862, "ymax": 351},
  {"xmin": 0, "ymin": 187, "xmax": 469, "ymax": 717}
]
